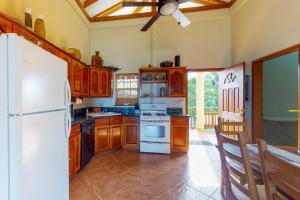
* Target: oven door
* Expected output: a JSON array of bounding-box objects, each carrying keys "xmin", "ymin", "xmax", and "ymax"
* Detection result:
[{"xmin": 140, "ymin": 121, "xmax": 170, "ymax": 143}]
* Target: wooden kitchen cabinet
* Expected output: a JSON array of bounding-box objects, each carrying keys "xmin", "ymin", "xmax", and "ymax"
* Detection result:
[
  {"xmin": 94, "ymin": 116, "xmax": 123, "ymax": 153},
  {"xmin": 110, "ymin": 124, "xmax": 123, "ymax": 149},
  {"xmin": 69, "ymin": 124, "xmax": 81, "ymax": 177},
  {"xmin": 70, "ymin": 60, "xmax": 89, "ymax": 97},
  {"xmin": 95, "ymin": 125, "xmax": 110, "ymax": 153},
  {"xmin": 168, "ymin": 68, "xmax": 187, "ymax": 97},
  {"xmin": 40, "ymin": 41, "xmax": 58, "ymax": 56},
  {"xmin": 171, "ymin": 116, "xmax": 189, "ymax": 152},
  {"xmin": 89, "ymin": 67, "xmax": 111, "ymax": 97},
  {"xmin": 123, "ymin": 117, "xmax": 139, "ymax": 149},
  {"xmin": 0, "ymin": 15, "xmax": 12, "ymax": 33}
]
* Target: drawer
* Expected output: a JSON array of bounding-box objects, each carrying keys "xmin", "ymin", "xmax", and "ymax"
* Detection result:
[
  {"xmin": 95, "ymin": 117, "xmax": 109, "ymax": 126},
  {"xmin": 70, "ymin": 124, "xmax": 80, "ymax": 137},
  {"xmin": 171, "ymin": 117, "xmax": 189, "ymax": 125},
  {"xmin": 124, "ymin": 117, "xmax": 139, "ymax": 124},
  {"xmin": 110, "ymin": 116, "xmax": 123, "ymax": 125}
]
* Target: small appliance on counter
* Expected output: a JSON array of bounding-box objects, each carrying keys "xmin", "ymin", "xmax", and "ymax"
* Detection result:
[{"xmin": 140, "ymin": 104, "xmax": 170, "ymax": 154}]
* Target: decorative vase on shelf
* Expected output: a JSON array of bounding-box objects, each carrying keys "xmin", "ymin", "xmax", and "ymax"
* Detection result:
[
  {"xmin": 91, "ymin": 51, "xmax": 103, "ymax": 67},
  {"xmin": 24, "ymin": 8, "xmax": 32, "ymax": 31},
  {"xmin": 34, "ymin": 15, "xmax": 45, "ymax": 39}
]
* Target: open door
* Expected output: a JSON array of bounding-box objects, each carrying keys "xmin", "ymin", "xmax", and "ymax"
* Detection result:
[{"xmin": 219, "ymin": 63, "xmax": 246, "ymax": 123}]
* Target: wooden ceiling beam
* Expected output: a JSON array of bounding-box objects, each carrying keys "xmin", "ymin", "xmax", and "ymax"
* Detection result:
[
  {"xmin": 133, "ymin": 0, "xmax": 148, "ymax": 14},
  {"xmin": 92, "ymin": 2, "xmax": 123, "ymax": 18},
  {"xmin": 84, "ymin": 0, "xmax": 98, "ymax": 8},
  {"xmin": 74, "ymin": 0, "xmax": 92, "ymax": 21},
  {"xmin": 193, "ymin": 0, "xmax": 227, "ymax": 5}
]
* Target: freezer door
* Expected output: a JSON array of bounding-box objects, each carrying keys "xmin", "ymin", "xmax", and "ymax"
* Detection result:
[
  {"xmin": 9, "ymin": 110, "xmax": 69, "ymax": 200},
  {"xmin": 6, "ymin": 34, "xmax": 70, "ymax": 115}
]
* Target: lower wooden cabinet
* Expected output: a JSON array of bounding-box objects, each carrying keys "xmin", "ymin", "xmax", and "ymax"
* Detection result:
[
  {"xmin": 94, "ymin": 125, "xmax": 110, "ymax": 153},
  {"xmin": 123, "ymin": 117, "xmax": 139, "ymax": 149},
  {"xmin": 110, "ymin": 124, "xmax": 122, "ymax": 148},
  {"xmin": 69, "ymin": 124, "xmax": 81, "ymax": 176},
  {"xmin": 94, "ymin": 116, "xmax": 123, "ymax": 153},
  {"xmin": 171, "ymin": 117, "xmax": 189, "ymax": 152}
]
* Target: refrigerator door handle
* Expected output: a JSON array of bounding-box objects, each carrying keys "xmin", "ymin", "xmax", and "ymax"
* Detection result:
[
  {"xmin": 64, "ymin": 79, "xmax": 71, "ymax": 109},
  {"xmin": 65, "ymin": 111, "xmax": 71, "ymax": 139}
]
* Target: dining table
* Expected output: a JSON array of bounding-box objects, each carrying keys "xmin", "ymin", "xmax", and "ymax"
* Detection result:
[{"xmin": 220, "ymin": 143, "xmax": 300, "ymax": 198}]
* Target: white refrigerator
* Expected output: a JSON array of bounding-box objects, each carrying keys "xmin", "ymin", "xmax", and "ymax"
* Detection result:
[{"xmin": 0, "ymin": 34, "xmax": 71, "ymax": 200}]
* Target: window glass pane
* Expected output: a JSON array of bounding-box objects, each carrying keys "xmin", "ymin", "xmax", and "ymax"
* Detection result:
[
  {"xmin": 123, "ymin": 89, "xmax": 130, "ymax": 96},
  {"xmin": 131, "ymin": 90, "xmax": 138, "ymax": 96}
]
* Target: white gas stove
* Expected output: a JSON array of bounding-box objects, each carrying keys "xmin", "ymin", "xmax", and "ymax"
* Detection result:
[{"xmin": 140, "ymin": 104, "xmax": 171, "ymax": 154}]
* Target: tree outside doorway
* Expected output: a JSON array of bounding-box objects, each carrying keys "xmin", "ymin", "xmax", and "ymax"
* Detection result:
[{"xmin": 188, "ymin": 72, "xmax": 219, "ymax": 130}]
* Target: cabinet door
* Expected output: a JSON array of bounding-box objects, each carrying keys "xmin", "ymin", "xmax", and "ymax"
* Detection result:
[
  {"xmin": 124, "ymin": 124, "xmax": 139, "ymax": 147},
  {"xmin": 100, "ymin": 70, "xmax": 109, "ymax": 97},
  {"xmin": 74, "ymin": 134, "xmax": 81, "ymax": 173},
  {"xmin": 68, "ymin": 136, "xmax": 76, "ymax": 176},
  {"xmin": 90, "ymin": 68, "xmax": 100, "ymax": 97},
  {"xmin": 110, "ymin": 124, "xmax": 122, "ymax": 149},
  {"xmin": 82, "ymin": 65, "xmax": 89, "ymax": 96},
  {"xmin": 168, "ymin": 68, "xmax": 187, "ymax": 97},
  {"xmin": 71, "ymin": 60, "xmax": 83, "ymax": 96},
  {"xmin": 171, "ymin": 119, "xmax": 189, "ymax": 152},
  {"xmin": 95, "ymin": 125, "xmax": 110, "ymax": 153}
]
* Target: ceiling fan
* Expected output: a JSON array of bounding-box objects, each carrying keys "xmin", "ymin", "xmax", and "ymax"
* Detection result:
[{"xmin": 122, "ymin": 0, "xmax": 192, "ymax": 32}]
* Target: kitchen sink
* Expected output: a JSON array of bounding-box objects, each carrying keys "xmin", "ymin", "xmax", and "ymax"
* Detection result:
[{"xmin": 87, "ymin": 112, "xmax": 122, "ymax": 117}]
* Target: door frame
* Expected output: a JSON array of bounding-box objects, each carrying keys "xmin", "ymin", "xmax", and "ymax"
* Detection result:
[{"xmin": 252, "ymin": 44, "xmax": 300, "ymax": 146}]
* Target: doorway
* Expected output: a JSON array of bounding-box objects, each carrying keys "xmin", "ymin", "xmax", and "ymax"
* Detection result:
[
  {"xmin": 188, "ymin": 71, "xmax": 219, "ymax": 143},
  {"xmin": 252, "ymin": 45, "xmax": 300, "ymax": 147}
]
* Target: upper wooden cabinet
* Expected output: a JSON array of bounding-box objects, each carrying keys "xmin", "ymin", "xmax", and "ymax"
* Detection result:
[
  {"xmin": 89, "ymin": 67, "xmax": 112, "ymax": 97},
  {"xmin": 168, "ymin": 68, "xmax": 187, "ymax": 97},
  {"xmin": 0, "ymin": 15, "xmax": 12, "ymax": 33},
  {"xmin": 70, "ymin": 60, "xmax": 89, "ymax": 97}
]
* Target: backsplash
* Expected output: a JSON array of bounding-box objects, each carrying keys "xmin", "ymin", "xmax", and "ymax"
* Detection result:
[
  {"xmin": 139, "ymin": 97, "xmax": 186, "ymax": 114},
  {"xmin": 74, "ymin": 106, "xmax": 136, "ymax": 116}
]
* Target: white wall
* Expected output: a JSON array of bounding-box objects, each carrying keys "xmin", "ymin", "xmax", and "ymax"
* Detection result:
[
  {"xmin": 231, "ymin": 0, "xmax": 300, "ymax": 68},
  {"xmin": 90, "ymin": 9, "xmax": 231, "ymax": 73},
  {"xmin": 0, "ymin": 0, "xmax": 90, "ymax": 62}
]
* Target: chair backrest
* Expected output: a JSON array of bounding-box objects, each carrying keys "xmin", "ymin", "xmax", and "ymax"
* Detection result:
[
  {"xmin": 215, "ymin": 119, "xmax": 260, "ymax": 200},
  {"xmin": 257, "ymin": 139, "xmax": 300, "ymax": 200}
]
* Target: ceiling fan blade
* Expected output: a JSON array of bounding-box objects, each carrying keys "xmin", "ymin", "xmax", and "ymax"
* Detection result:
[
  {"xmin": 178, "ymin": 0, "xmax": 192, "ymax": 4},
  {"xmin": 141, "ymin": 12, "xmax": 161, "ymax": 32},
  {"xmin": 172, "ymin": 9, "xmax": 191, "ymax": 28},
  {"xmin": 122, "ymin": 1, "xmax": 160, "ymax": 7}
]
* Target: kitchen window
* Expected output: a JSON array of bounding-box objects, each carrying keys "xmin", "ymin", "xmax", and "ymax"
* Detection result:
[{"xmin": 115, "ymin": 73, "xmax": 139, "ymax": 105}]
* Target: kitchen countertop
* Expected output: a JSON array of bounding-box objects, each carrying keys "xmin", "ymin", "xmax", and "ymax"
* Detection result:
[
  {"xmin": 72, "ymin": 113, "xmax": 139, "ymax": 125},
  {"xmin": 72, "ymin": 113, "xmax": 190, "ymax": 125},
  {"xmin": 72, "ymin": 116, "xmax": 95, "ymax": 125},
  {"xmin": 169, "ymin": 114, "xmax": 191, "ymax": 117}
]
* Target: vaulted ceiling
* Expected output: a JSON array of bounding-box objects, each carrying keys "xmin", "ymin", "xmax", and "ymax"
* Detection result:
[{"xmin": 75, "ymin": 0, "xmax": 237, "ymax": 22}]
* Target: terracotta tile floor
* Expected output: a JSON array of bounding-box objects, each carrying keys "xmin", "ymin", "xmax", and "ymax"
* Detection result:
[{"xmin": 70, "ymin": 129, "xmax": 222, "ymax": 200}]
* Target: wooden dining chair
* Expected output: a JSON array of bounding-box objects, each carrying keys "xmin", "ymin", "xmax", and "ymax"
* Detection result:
[
  {"xmin": 215, "ymin": 119, "xmax": 264, "ymax": 200},
  {"xmin": 257, "ymin": 139, "xmax": 300, "ymax": 200}
]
